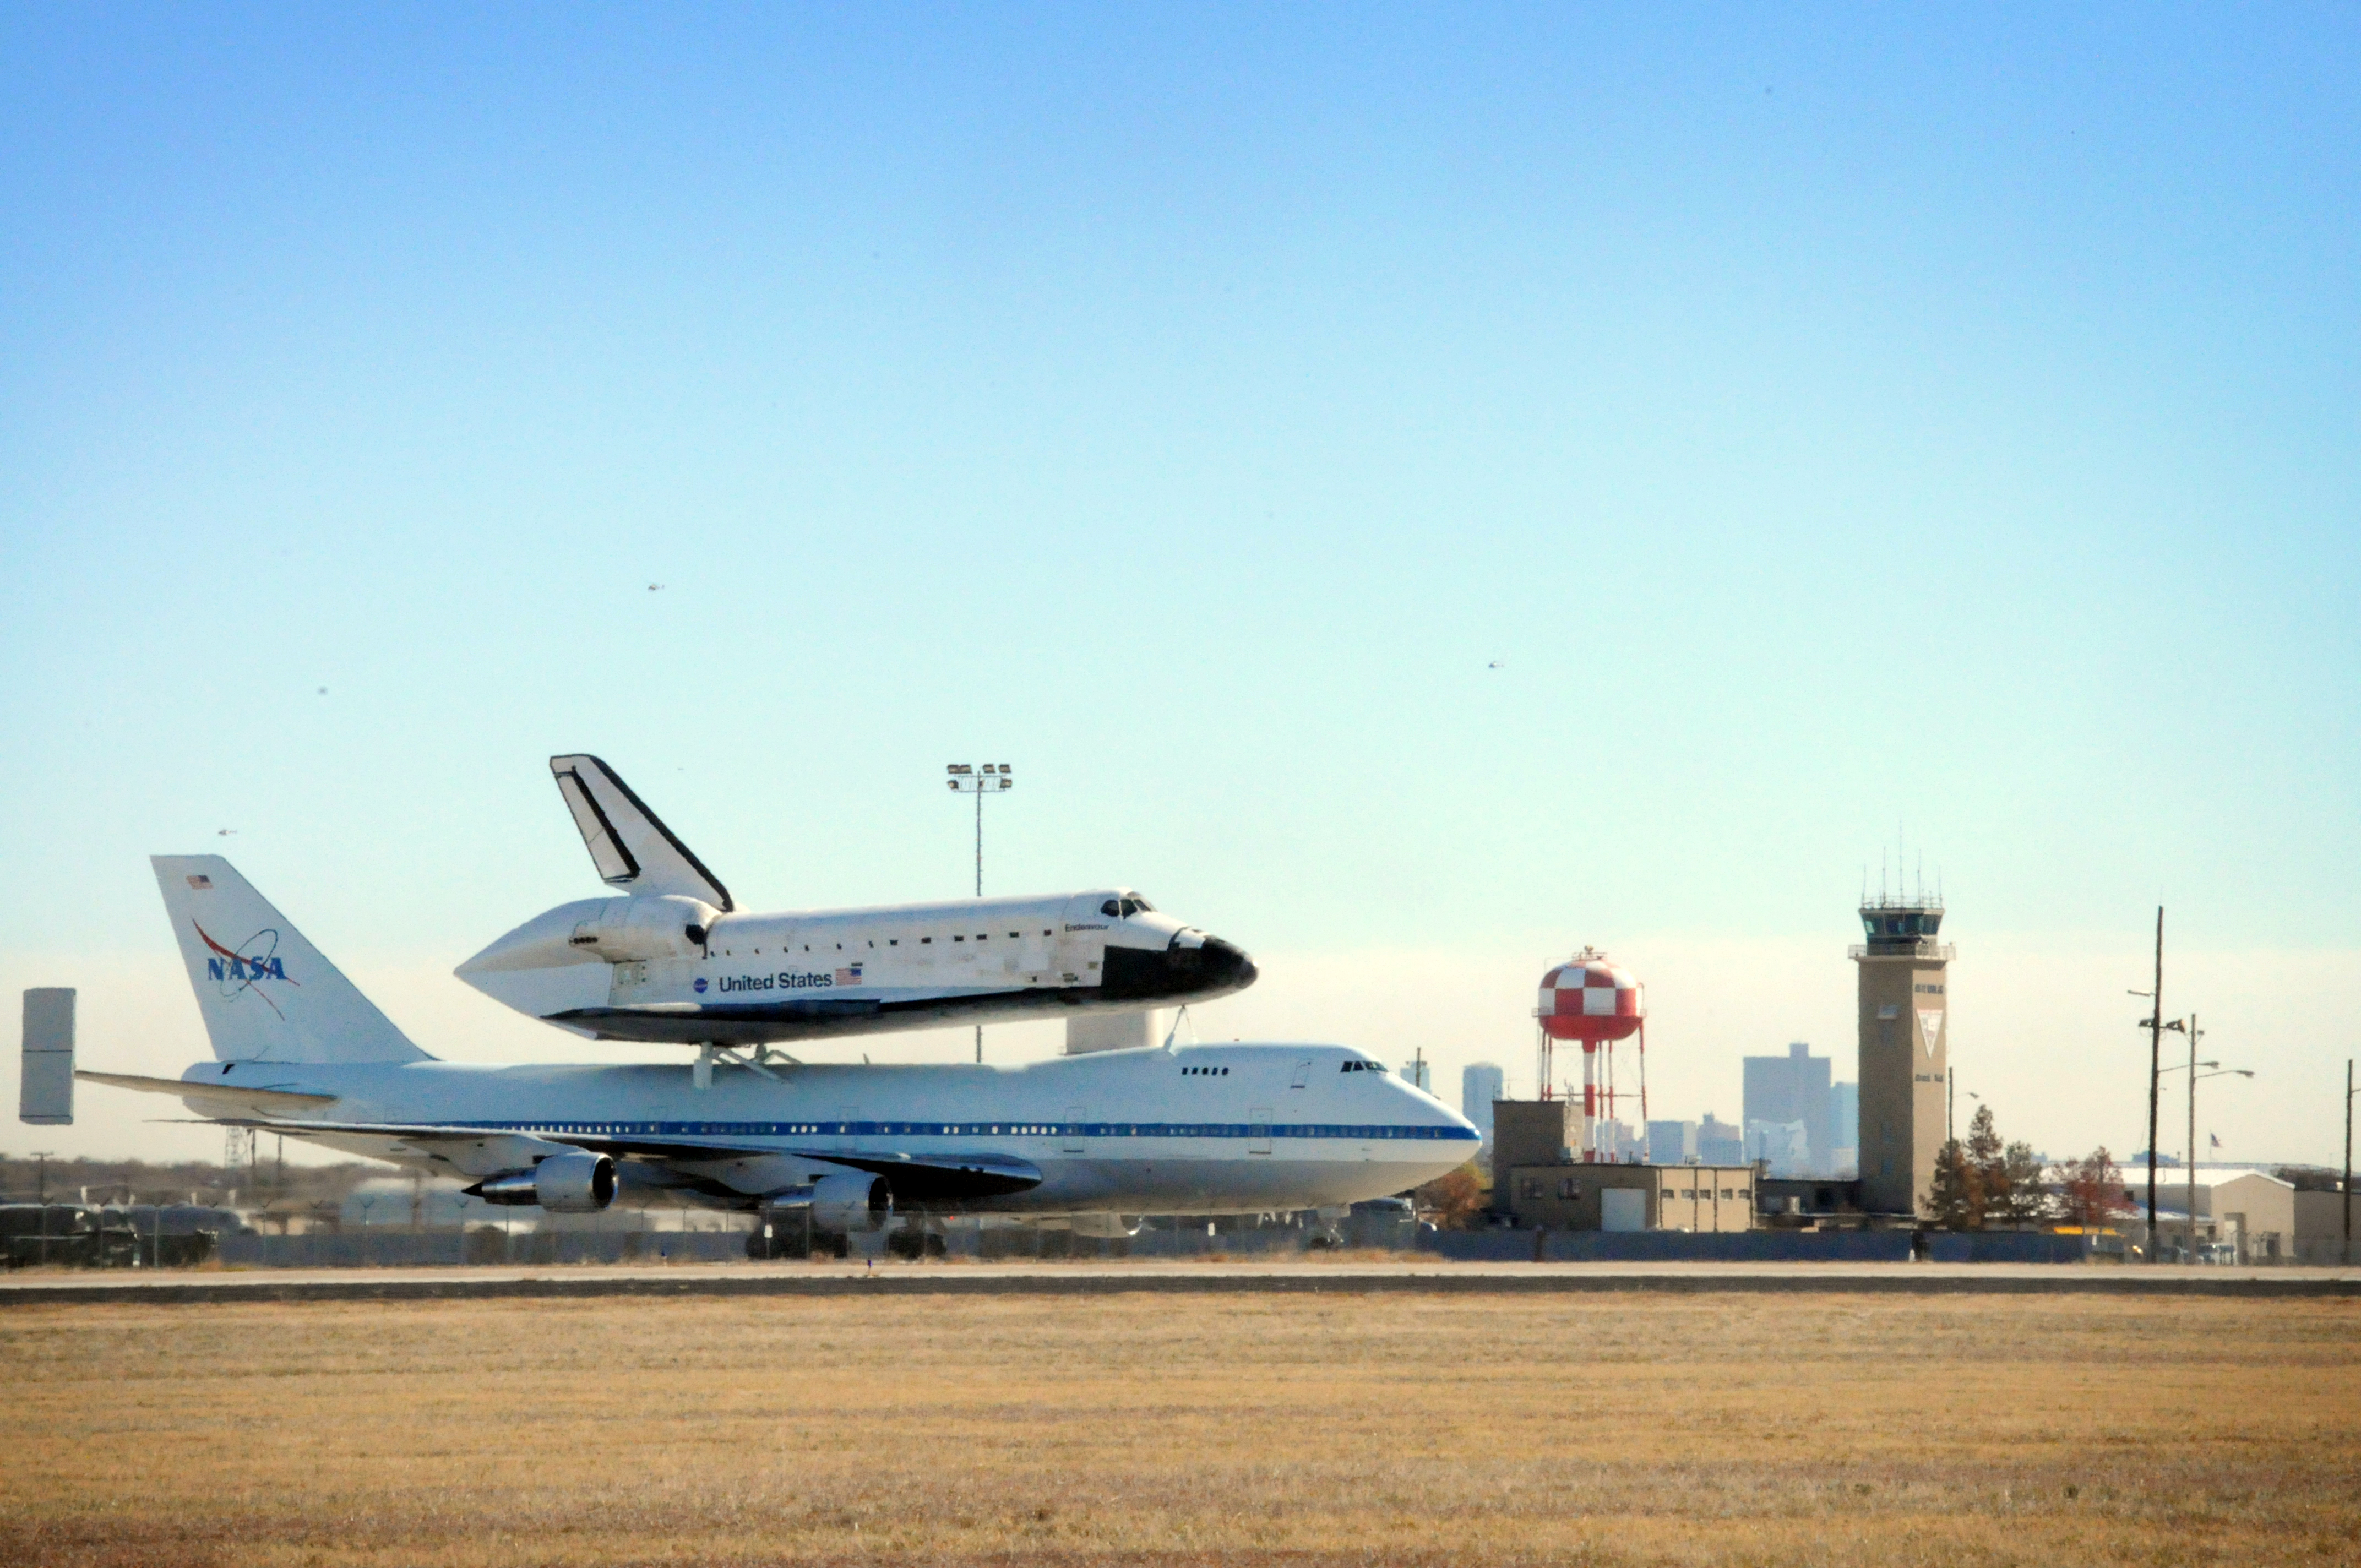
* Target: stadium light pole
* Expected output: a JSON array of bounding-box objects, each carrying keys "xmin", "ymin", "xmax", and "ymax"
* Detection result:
[{"xmin": 945, "ymin": 764, "xmax": 1014, "ymax": 1064}]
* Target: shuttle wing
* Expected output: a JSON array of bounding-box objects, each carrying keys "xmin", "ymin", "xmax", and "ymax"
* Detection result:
[{"xmin": 548, "ymin": 754, "xmax": 733, "ymax": 910}]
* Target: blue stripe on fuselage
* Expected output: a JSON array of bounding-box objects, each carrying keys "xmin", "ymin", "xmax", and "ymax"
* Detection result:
[{"xmin": 437, "ymin": 1119, "xmax": 1478, "ymax": 1142}]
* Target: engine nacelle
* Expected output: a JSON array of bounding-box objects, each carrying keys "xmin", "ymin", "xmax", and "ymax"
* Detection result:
[
  {"xmin": 567, "ymin": 894, "xmax": 721, "ymax": 964},
  {"xmin": 471, "ymin": 1151, "xmax": 618, "ymax": 1214},
  {"xmin": 765, "ymin": 1171, "xmax": 891, "ymax": 1234},
  {"xmin": 460, "ymin": 894, "xmax": 719, "ymax": 979}
]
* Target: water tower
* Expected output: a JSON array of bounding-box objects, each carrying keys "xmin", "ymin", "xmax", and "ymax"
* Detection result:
[{"xmin": 1535, "ymin": 948, "xmax": 1646, "ymax": 1158}]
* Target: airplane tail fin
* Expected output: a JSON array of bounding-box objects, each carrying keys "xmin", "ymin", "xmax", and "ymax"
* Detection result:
[
  {"xmin": 547, "ymin": 755, "xmax": 733, "ymax": 910},
  {"xmin": 151, "ymin": 856, "xmax": 431, "ymax": 1064}
]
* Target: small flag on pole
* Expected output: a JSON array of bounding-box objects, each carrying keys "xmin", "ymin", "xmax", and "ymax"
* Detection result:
[{"xmin": 2209, "ymin": 1133, "xmax": 2221, "ymax": 1150}]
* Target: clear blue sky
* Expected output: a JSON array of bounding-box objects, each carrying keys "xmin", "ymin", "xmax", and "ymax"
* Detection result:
[{"xmin": 3, "ymin": 7, "xmax": 2355, "ymax": 1163}]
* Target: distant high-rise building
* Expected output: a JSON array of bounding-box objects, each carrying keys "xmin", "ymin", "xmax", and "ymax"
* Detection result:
[
  {"xmin": 1829, "ymin": 1082, "xmax": 1859, "ymax": 1173},
  {"xmin": 1744, "ymin": 1042, "xmax": 1834, "ymax": 1174},
  {"xmin": 1461, "ymin": 1062, "xmax": 1505, "ymax": 1144},
  {"xmin": 1647, "ymin": 1119, "xmax": 1699, "ymax": 1165},
  {"xmin": 1745, "ymin": 1119, "xmax": 1811, "ymax": 1175},
  {"xmin": 1698, "ymin": 1113, "xmax": 1744, "ymax": 1167},
  {"xmin": 1602, "ymin": 1119, "xmax": 1647, "ymax": 1162}
]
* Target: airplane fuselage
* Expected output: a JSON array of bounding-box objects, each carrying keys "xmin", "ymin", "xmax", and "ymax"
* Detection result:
[
  {"xmin": 459, "ymin": 889, "xmax": 1255, "ymax": 1046},
  {"xmin": 183, "ymin": 1041, "xmax": 1478, "ymax": 1216}
]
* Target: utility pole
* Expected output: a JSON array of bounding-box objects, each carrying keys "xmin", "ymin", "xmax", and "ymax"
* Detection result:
[
  {"xmin": 2146, "ymin": 908, "xmax": 2164, "ymax": 1265},
  {"xmin": 1946, "ymin": 1067, "xmax": 1955, "ymax": 1145},
  {"xmin": 945, "ymin": 764, "xmax": 1014, "ymax": 1064}
]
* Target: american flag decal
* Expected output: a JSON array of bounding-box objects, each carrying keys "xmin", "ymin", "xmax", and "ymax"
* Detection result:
[
  {"xmin": 836, "ymin": 963, "xmax": 863, "ymax": 986},
  {"xmin": 186, "ymin": 874, "xmax": 213, "ymax": 890}
]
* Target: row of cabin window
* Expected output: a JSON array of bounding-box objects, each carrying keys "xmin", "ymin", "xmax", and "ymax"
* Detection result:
[
  {"xmin": 719, "ymin": 930, "xmax": 1059, "ymax": 957},
  {"xmin": 1183, "ymin": 1066, "xmax": 1230, "ymax": 1076}
]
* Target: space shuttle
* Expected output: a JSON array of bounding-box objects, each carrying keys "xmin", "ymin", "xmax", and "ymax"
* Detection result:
[{"xmin": 456, "ymin": 756, "xmax": 1259, "ymax": 1058}]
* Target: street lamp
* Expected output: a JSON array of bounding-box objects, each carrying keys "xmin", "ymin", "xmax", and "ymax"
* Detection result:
[
  {"xmin": 2343, "ymin": 1060, "xmax": 2357, "ymax": 1267},
  {"xmin": 2171, "ymin": 1006, "xmax": 2253, "ymax": 1263},
  {"xmin": 2188, "ymin": 1063, "xmax": 2255, "ymax": 1260},
  {"xmin": 945, "ymin": 763, "xmax": 1014, "ymax": 1064}
]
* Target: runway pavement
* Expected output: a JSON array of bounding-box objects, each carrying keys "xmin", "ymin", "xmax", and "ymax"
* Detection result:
[{"xmin": 4, "ymin": 1258, "xmax": 2357, "ymax": 1305}]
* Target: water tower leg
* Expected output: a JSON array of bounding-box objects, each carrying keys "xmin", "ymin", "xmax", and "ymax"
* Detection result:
[{"xmin": 1581, "ymin": 1042, "xmax": 1599, "ymax": 1158}]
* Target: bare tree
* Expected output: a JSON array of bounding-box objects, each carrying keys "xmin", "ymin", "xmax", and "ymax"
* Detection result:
[{"xmin": 2058, "ymin": 1147, "xmax": 2129, "ymax": 1227}]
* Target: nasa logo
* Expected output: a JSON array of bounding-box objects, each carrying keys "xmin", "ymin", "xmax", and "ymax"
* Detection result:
[
  {"xmin": 693, "ymin": 977, "xmax": 708, "ymax": 994},
  {"xmin": 193, "ymin": 922, "xmax": 297, "ymax": 1020}
]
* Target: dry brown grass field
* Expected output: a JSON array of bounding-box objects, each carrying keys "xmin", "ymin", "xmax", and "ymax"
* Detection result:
[{"xmin": 1, "ymin": 1289, "xmax": 2355, "ymax": 1568}]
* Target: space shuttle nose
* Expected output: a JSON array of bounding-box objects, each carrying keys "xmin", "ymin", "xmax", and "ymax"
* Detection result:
[{"xmin": 1199, "ymin": 935, "xmax": 1257, "ymax": 991}]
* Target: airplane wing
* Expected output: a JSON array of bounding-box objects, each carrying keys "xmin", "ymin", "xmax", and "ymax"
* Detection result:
[{"xmin": 190, "ymin": 1114, "xmax": 1043, "ymax": 1201}]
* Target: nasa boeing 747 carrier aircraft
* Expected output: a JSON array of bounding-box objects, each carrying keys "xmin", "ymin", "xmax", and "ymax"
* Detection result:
[{"xmin": 81, "ymin": 858, "xmax": 1478, "ymax": 1238}]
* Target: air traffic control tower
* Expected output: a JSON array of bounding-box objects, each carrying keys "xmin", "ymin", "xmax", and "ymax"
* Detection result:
[{"xmin": 1853, "ymin": 891, "xmax": 1953, "ymax": 1216}]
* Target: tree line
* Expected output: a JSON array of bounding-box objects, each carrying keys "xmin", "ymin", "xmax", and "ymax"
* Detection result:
[{"xmin": 1923, "ymin": 1104, "xmax": 2127, "ymax": 1230}]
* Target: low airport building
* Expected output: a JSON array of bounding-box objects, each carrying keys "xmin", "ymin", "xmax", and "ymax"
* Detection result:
[{"xmin": 1491, "ymin": 1099, "xmax": 1755, "ymax": 1232}]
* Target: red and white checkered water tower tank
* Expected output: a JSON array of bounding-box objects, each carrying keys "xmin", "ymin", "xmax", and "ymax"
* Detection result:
[
  {"xmin": 1536, "ymin": 949, "xmax": 1644, "ymax": 1043},
  {"xmin": 1533, "ymin": 948, "xmax": 1647, "ymax": 1142}
]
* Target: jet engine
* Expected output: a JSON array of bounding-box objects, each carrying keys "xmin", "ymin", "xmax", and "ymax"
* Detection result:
[
  {"xmin": 471, "ymin": 1151, "xmax": 619, "ymax": 1214},
  {"xmin": 764, "ymin": 1171, "xmax": 892, "ymax": 1234}
]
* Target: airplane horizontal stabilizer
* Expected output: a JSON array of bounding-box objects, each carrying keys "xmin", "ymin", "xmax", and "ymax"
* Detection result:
[{"xmin": 77, "ymin": 1069, "xmax": 338, "ymax": 1116}]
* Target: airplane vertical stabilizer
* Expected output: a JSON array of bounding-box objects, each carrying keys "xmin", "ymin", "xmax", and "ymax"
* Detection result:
[
  {"xmin": 151, "ymin": 856, "xmax": 431, "ymax": 1063},
  {"xmin": 548, "ymin": 755, "xmax": 733, "ymax": 910}
]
